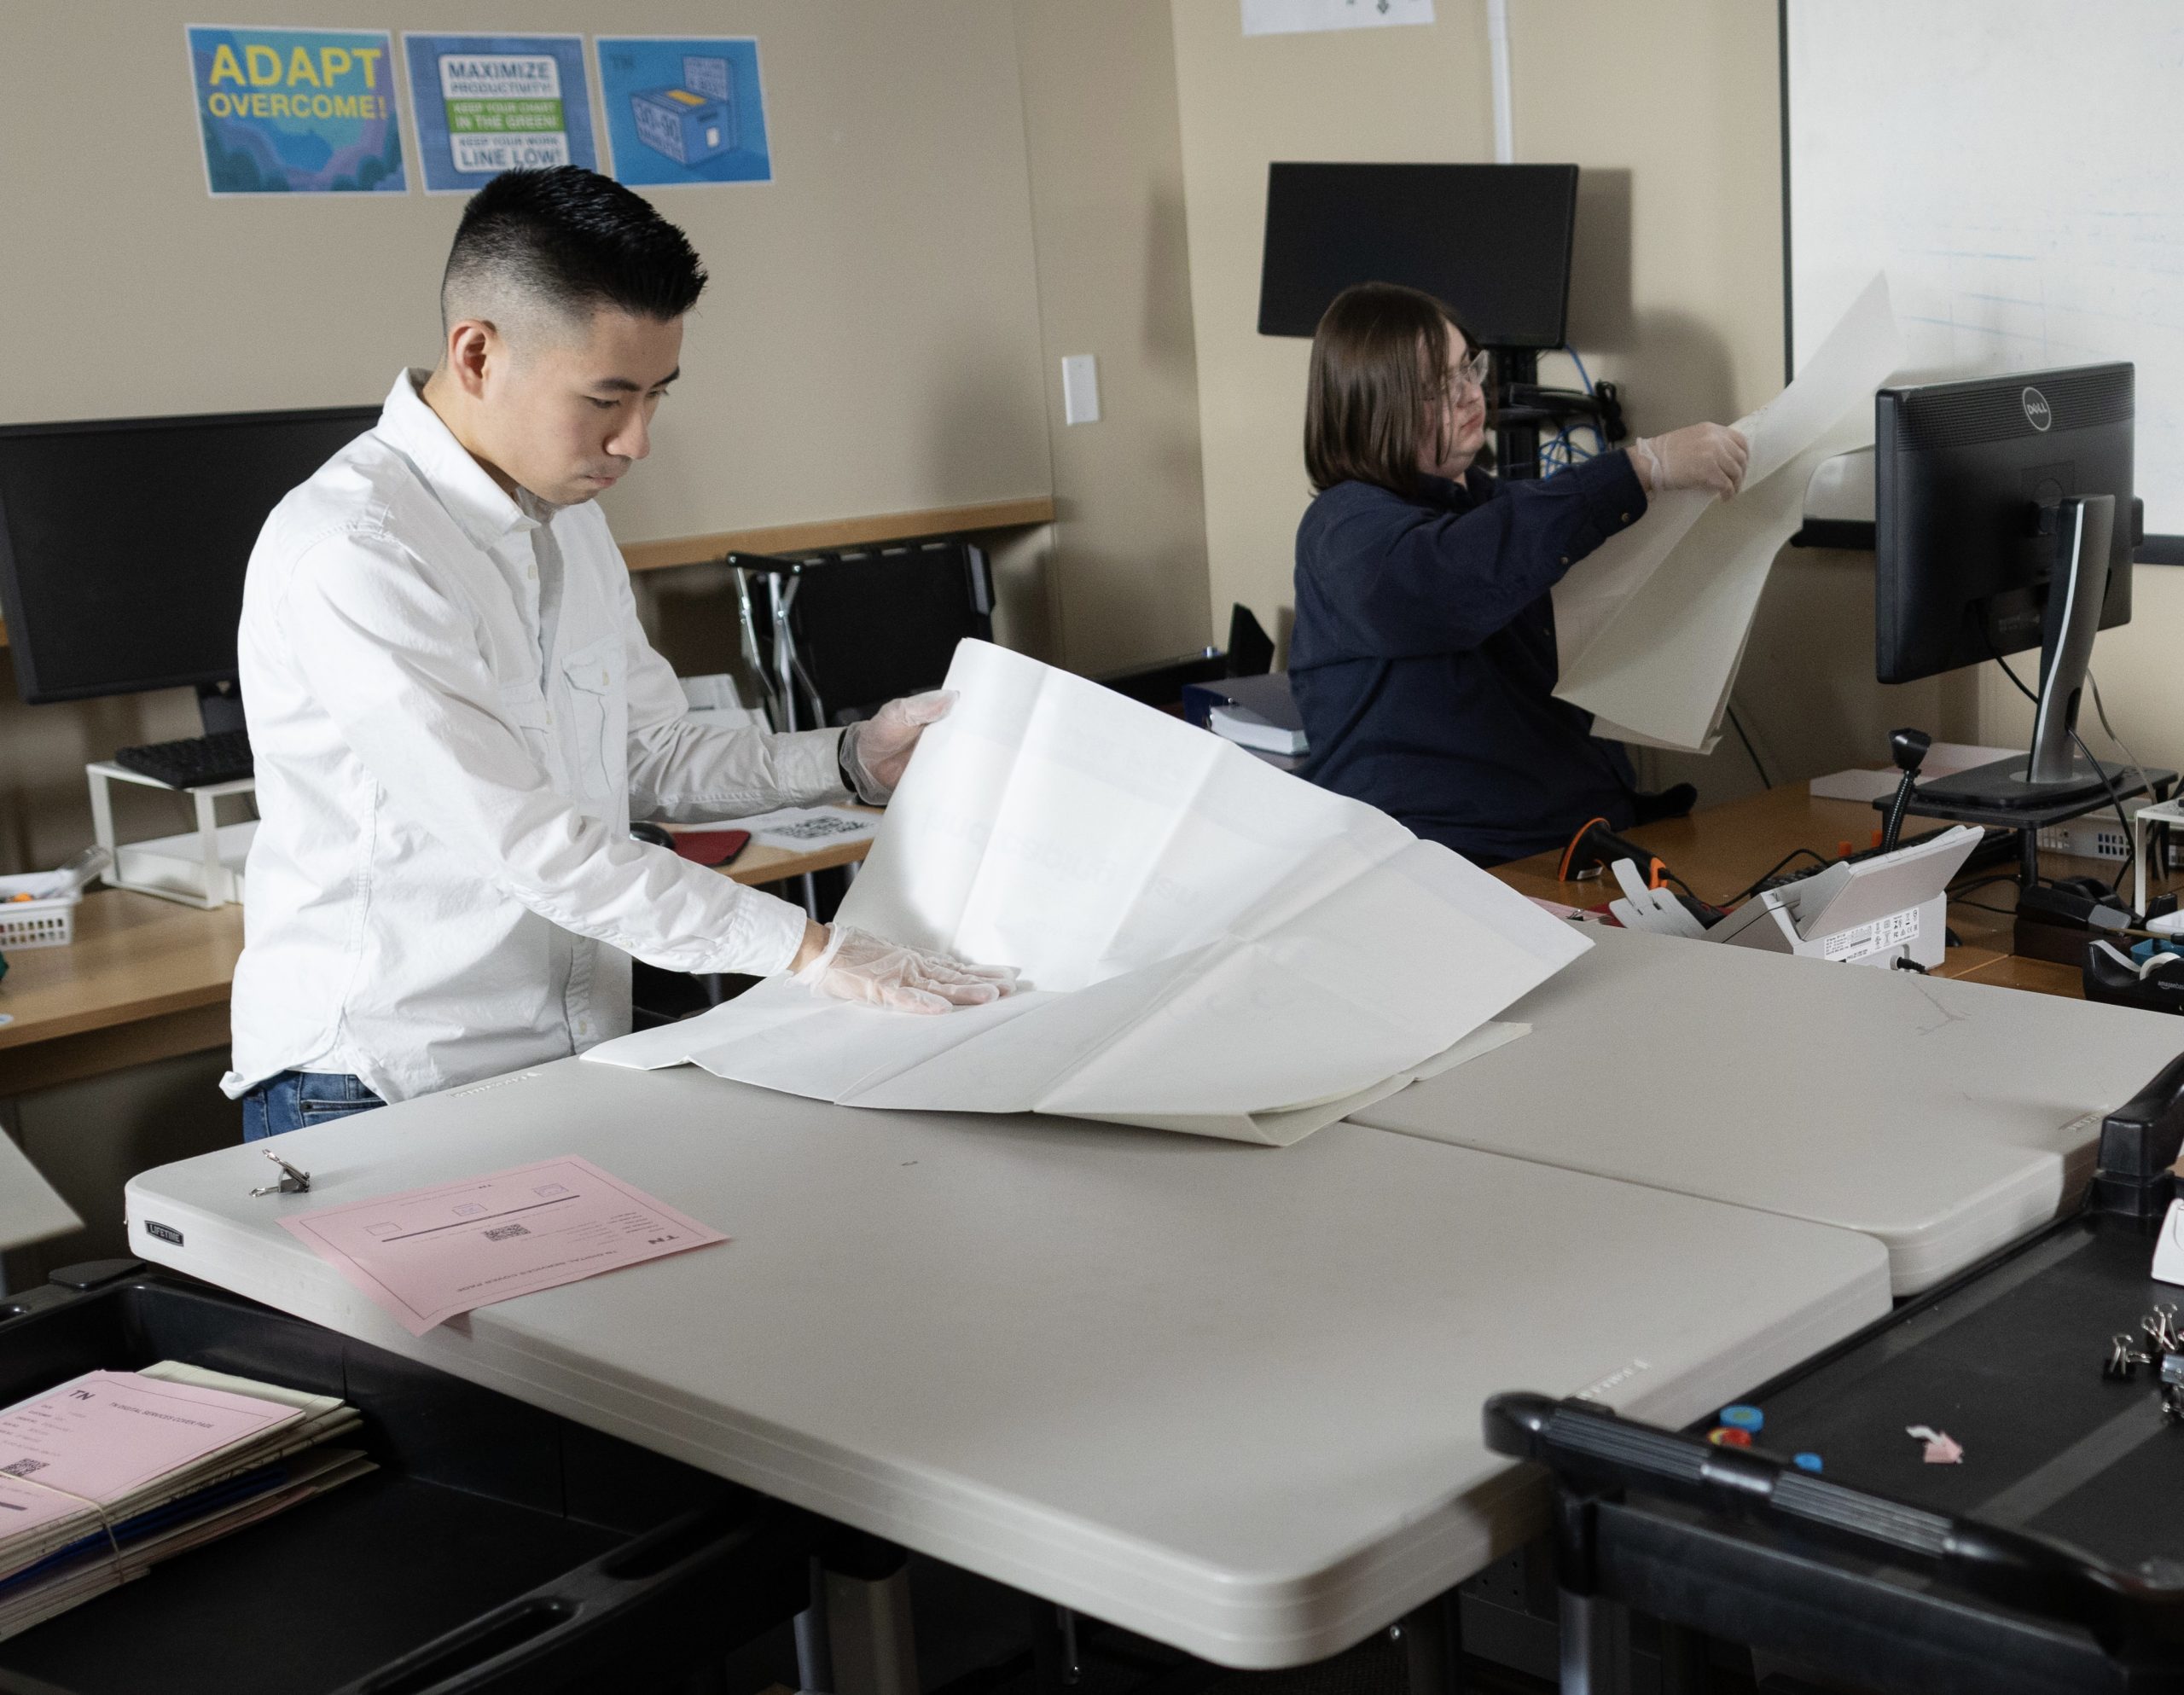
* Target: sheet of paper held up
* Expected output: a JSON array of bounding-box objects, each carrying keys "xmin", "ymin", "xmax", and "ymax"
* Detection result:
[
  {"xmin": 281, "ymin": 1156, "xmax": 727, "ymax": 1335},
  {"xmin": 585, "ymin": 641, "xmax": 1586, "ymax": 1145},
  {"xmin": 1553, "ymin": 273, "xmax": 1905, "ymax": 752}
]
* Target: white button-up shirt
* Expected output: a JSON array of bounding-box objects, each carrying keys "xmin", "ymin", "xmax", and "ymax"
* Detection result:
[{"xmin": 224, "ymin": 370, "xmax": 846, "ymax": 1104}]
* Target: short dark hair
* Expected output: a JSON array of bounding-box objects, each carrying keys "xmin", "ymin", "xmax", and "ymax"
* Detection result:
[
  {"xmin": 442, "ymin": 166, "xmax": 707, "ymax": 328},
  {"xmin": 1303, "ymin": 282, "xmax": 1476, "ymax": 497}
]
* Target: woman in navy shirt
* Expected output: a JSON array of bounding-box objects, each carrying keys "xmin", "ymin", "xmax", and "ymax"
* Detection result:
[{"xmin": 1290, "ymin": 282, "xmax": 1748, "ymax": 866}]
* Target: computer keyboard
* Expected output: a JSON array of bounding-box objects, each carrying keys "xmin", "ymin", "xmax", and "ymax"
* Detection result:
[{"xmin": 113, "ymin": 729, "xmax": 254, "ymax": 789}]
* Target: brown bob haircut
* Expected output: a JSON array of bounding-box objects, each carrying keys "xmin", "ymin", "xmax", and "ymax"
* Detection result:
[{"xmin": 1304, "ymin": 281, "xmax": 1478, "ymax": 497}]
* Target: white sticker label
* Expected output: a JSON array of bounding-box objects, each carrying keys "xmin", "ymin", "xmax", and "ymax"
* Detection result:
[
  {"xmin": 1821, "ymin": 905, "xmax": 1921, "ymax": 962},
  {"xmin": 1241, "ymin": 0, "xmax": 1436, "ymax": 36},
  {"xmin": 2153, "ymin": 1198, "xmax": 2184, "ymax": 1288}
]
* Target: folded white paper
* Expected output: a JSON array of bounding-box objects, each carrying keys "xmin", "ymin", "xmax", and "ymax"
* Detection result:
[
  {"xmin": 586, "ymin": 641, "xmax": 1588, "ymax": 1144},
  {"xmin": 1554, "ymin": 273, "xmax": 1905, "ymax": 752}
]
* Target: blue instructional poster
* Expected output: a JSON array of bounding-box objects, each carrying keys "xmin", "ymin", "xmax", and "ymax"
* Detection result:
[
  {"xmin": 404, "ymin": 34, "xmax": 597, "ymax": 194},
  {"xmin": 595, "ymin": 38, "xmax": 772, "ymax": 187},
  {"xmin": 186, "ymin": 26, "xmax": 405, "ymax": 194}
]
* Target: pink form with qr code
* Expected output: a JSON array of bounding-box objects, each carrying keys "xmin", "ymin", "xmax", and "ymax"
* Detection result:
[
  {"xmin": 279, "ymin": 1156, "xmax": 727, "ymax": 1336},
  {"xmin": 0, "ymin": 1373, "xmax": 299, "ymax": 1541}
]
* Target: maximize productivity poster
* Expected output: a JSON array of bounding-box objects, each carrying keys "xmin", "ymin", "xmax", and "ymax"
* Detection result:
[
  {"xmin": 187, "ymin": 26, "xmax": 406, "ymax": 194},
  {"xmin": 404, "ymin": 34, "xmax": 597, "ymax": 193},
  {"xmin": 595, "ymin": 38, "xmax": 772, "ymax": 187}
]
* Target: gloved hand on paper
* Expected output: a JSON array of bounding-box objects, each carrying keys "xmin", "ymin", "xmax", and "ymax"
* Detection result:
[
  {"xmin": 795, "ymin": 922, "xmax": 1019, "ymax": 1015},
  {"xmin": 1630, "ymin": 423, "xmax": 1750, "ymax": 500},
  {"xmin": 1552, "ymin": 272, "xmax": 1906, "ymax": 753},
  {"xmin": 589, "ymin": 641, "xmax": 1588, "ymax": 1146},
  {"xmin": 844, "ymin": 691, "xmax": 955, "ymax": 802}
]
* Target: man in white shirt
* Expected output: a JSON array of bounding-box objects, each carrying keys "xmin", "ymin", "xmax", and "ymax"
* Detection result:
[{"xmin": 227, "ymin": 167, "xmax": 1013, "ymax": 1140}]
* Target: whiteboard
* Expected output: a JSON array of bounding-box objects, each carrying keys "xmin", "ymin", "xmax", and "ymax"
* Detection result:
[{"xmin": 1786, "ymin": 0, "xmax": 2184, "ymax": 537}]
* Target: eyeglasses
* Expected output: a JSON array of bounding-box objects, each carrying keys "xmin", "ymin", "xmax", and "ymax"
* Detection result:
[{"xmin": 1449, "ymin": 348, "xmax": 1492, "ymax": 396}]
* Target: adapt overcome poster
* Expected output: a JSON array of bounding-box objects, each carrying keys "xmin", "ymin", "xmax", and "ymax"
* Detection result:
[
  {"xmin": 187, "ymin": 26, "xmax": 405, "ymax": 195},
  {"xmin": 404, "ymin": 34, "xmax": 597, "ymax": 194}
]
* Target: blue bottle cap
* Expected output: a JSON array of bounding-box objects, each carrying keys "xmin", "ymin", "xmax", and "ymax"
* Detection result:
[
  {"xmin": 1793, "ymin": 1452, "xmax": 1823, "ymax": 1472},
  {"xmin": 1719, "ymin": 1404, "xmax": 1764, "ymax": 1431}
]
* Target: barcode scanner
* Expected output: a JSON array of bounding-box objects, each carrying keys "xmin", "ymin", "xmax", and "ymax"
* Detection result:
[
  {"xmin": 1879, "ymin": 727, "xmax": 1933, "ymax": 854},
  {"xmin": 1558, "ymin": 816, "xmax": 1669, "ymax": 889}
]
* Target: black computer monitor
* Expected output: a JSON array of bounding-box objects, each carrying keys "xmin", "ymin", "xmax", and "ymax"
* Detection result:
[
  {"xmin": 0, "ymin": 405, "xmax": 379, "ymax": 710},
  {"xmin": 1875, "ymin": 362, "xmax": 2158, "ymax": 812},
  {"xmin": 1256, "ymin": 162, "xmax": 1578, "ymax": 346}
]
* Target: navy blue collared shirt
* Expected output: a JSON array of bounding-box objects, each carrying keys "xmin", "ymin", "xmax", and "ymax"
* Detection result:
[{"xmin": 1289, "ymin": 452, "xmax": 1647, "ymax": 867}]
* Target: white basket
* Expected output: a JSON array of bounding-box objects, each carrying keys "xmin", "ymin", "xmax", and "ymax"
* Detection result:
[{"xmin": 0, "ymin": 872, "xmax": 81, "ymax": 949}]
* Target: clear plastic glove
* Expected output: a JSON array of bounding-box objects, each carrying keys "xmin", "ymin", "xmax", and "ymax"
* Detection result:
[
  {"xmin": 793, "ymin": 923, "xmax": 1019, "ymax": 1015},
  {"xmin": 844, "ymin": 691, "xmax": 954, "ymax": 803},
  {"xmin": 1631, "ymin": 422, "xmax": 1750, "ymax": 500}
]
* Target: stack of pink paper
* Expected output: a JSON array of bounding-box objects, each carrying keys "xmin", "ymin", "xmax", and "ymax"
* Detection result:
[{"xmin": 0, "ymin": 1362, "xmax": 371, "ymax": 1640}]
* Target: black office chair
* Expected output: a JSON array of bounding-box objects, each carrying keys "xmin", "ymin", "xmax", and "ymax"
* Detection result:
[{"xmin": 731, "ymin": 541, "xmax": 995, "ymax": 731}]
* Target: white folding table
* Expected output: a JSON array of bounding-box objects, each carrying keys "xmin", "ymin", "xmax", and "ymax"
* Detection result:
[
  {"xmin": 123, "ymin": 1058, "xmax": 1890, "ymax": 1669},
  {"xmin": 1351, "ymin": 925, "xmax": 2184, "ymax": 1293}
]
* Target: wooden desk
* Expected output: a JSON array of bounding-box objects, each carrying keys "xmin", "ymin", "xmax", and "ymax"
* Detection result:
[
  {"xmin": 1487, "ymin": 782, "xmax": 2170, "ymax": 1001},
  {"xmin": 719, "ymin": 821, "xmax": 878, "ymax": 885},
  {"xmin": 0, "ymin": 892, "xmax": 244, "ymax": 1095},
  {"xmin": 0, "ymin": 833, "xmax": 878, "ymax": 1094}
]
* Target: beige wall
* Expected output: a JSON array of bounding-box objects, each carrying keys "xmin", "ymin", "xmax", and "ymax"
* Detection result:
[
  {"xmin": 1170, "ymin": 0, "xmax": 1493, "ymax": 661},
  {"xmin": 0, "ymin": 1, "xmax": 1214, "ymax": 874},
  {"xmin": 1013, "ymin": 0, "xmax": 1213, "ymax": 676},
  {"xmin": 0, "ymin": 0, "xmax": 1052, "ymax": 536},
  {"xmin": 1166, "ymin": 0, "xmax": 1961, "ymax": 804}
]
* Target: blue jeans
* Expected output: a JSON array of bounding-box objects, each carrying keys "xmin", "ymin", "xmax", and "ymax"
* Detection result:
[{"xmin": 241, "ymin": 1071, "xmax": 384, "ymax": 1141}]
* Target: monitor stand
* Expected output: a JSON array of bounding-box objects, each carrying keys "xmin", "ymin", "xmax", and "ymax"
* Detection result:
[
  {"xmin": 1908, "ymin": 494, "xmax": 2174, "ymax": 817},
  {"xmin": 196, "ymin": 680, "xmax": 246, "ymax": 737}
]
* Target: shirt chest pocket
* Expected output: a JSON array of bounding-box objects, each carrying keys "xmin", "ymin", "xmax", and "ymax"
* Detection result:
[
  {"xmin": 559, "ymin": 636, "xmax": 626, "ymax": 810},
  {"xmin": 497, "ymin": 681, "xmax": 563, "ymax": 790}
]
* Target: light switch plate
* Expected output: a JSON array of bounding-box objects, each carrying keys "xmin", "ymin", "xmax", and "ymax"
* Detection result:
[{"xmin": 1061, "ymin": 355, "xmax": 1101, "ymax": 425}]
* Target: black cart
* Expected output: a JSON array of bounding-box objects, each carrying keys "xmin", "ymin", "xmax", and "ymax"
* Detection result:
[
  {"xmin": 1488, "ymin": 1053, "xmax": 2184, "ymax": 1695},
  {"xmin": 0, "ymin": 1265, "xmax": 819, "ymax": 1695}
]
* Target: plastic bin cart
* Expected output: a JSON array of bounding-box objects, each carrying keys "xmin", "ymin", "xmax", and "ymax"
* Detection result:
[{"xmin": 0, "ymin": 1266, "xmax": 818, "ymax": 1695}]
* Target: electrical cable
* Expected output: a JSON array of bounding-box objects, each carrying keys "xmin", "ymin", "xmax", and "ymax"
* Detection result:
[
  {"xmin": 1726, "ymin": 704, "xmax": 1772, "ymax": 788},
  {"xmin": 1992, "ymin": 648, "xmax": 2135, "ymax": 895},
  {"xmin": 1948, "ymin": 872, "xmax": 2024, "ymax": 903},
  {"xmin": 1720, "ymin": 846, "xmax": 1833, "ymax": 906},
  {"xmin": 2086, "ymin": 665, "xmax": 2169, "ymax": 893},
  {"xmin": 2088, "ymin": 666, "xmax": 2158, "ymax": 814}
]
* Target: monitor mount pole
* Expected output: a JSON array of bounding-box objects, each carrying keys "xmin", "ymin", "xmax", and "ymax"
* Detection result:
[
  {"xmin": 1493, "ymin": 347, "xmax": 1542, "ymax": 481},
  {"xmin": 1908, "ymin": 491, "xmax": 2170, "ymax": 816},
  {"xmin": 1490, "ymin": 347, "xmax": 1624, "ymax": 485},
  {"xmin": 2024, "ymin": 493, "xmax": 2112, "ymax": 786}
]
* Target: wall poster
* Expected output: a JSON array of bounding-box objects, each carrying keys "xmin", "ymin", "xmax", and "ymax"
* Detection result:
[
  {"xmin": 187, "ymin": 26, "xmax": 406, "ymax": 194},
  {"xmin": 404, "ymin": 34, "xmax": 596, "ymax": 193},
  {"xmin": 595, "ymin": 38, "xmax": 772, "ymax": 187}
]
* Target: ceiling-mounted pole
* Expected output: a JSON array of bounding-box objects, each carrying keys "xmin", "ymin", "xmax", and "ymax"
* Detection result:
[{"xmin": 1486, "ymin": 0, "xmax": 1515, "ymax": 163}]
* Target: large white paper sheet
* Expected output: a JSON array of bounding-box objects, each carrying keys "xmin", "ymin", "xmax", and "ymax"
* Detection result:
[
  {"xmin": 1554, "ymin": 274, "xmax": 1904, "ymax": 752},
  {"xmin": 587, "ymin": 642, "xmax": 1588, "ymax": 1144}
]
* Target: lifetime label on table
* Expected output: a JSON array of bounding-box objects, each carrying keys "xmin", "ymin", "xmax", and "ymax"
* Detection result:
[{"xmin": 1820, "ymin": 905, "xmax": 1920, "ymax": 963}]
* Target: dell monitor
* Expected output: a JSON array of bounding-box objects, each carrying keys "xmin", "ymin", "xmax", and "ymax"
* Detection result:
[
  {"xmin": 0, "ymin": 405, "xmax": 380, "ymax": 728},
  {"xmin": 1256, "ymin": 162, "xmax": 1578, "ymax": 346},
  {"xmin": 1874, "ymin": 362, "xmax": 2165, "ymax": 813}
]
